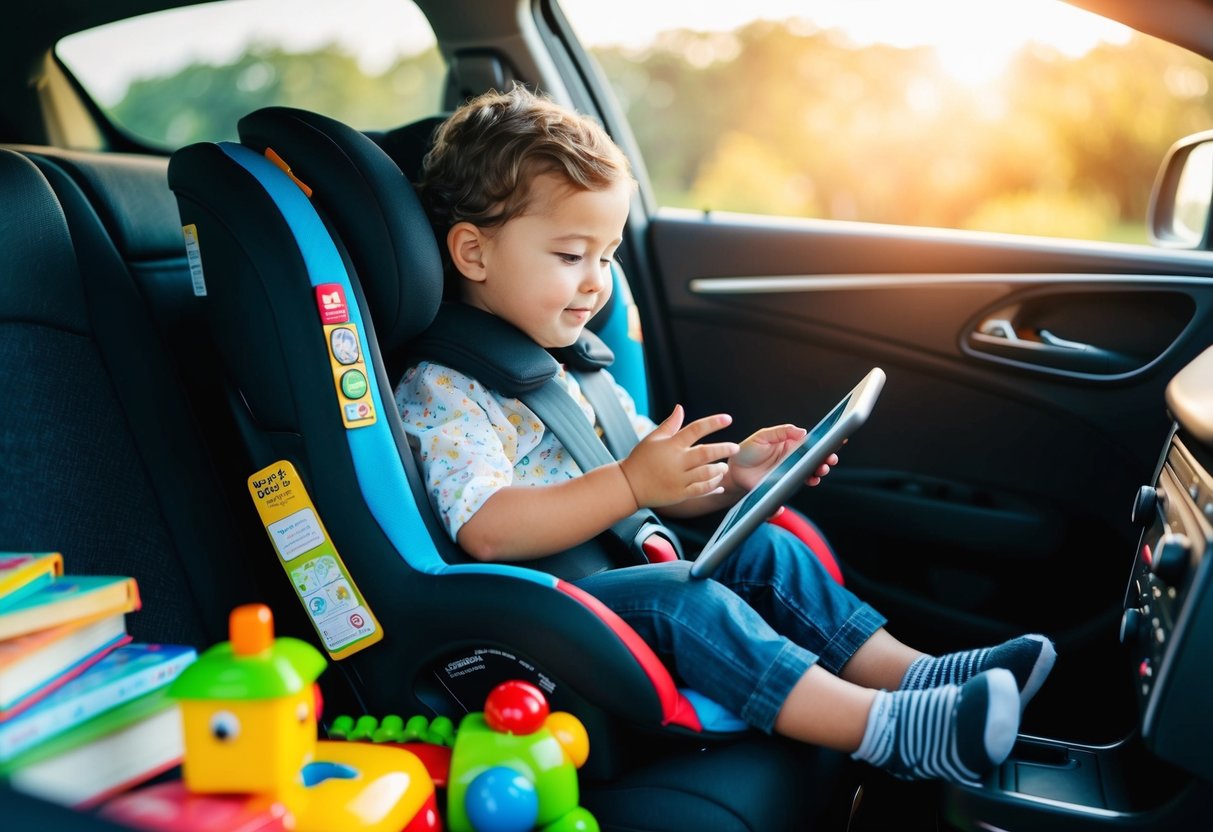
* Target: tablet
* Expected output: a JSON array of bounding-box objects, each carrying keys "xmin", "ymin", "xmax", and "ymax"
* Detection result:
[{"xmin": 689, "ymin": 367, "xmax": 886, "ymax": 579}]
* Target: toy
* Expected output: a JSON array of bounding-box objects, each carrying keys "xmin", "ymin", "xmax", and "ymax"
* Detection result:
[
  {"xmin": 326, "ymin": 712, "xmax": 454, "ymax": 786},
  {"xmin": 100, "ymin": 781, "xmax": 292, "ymax": 832},
  {"xmin": 165, "ymin": 604, "xmax": 441, "ymax": 832},
  {"xmin": 447, "ymin": 681, "xmax": 597, "ymax": 832}
]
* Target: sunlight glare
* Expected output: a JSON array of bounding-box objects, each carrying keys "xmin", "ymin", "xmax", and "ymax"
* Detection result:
[{"xmin": 563, "ymin": 0, "xmax": 1134, "ymax": 87}]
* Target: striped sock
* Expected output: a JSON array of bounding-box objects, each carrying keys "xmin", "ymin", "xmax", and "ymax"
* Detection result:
[
  {"xmin": 854, "ymin": 669, "xmax": 1020, "ymax": 785},
  {"xmin": 900, "ymin": 634, "xmax": 1056, "ymax": 709}
]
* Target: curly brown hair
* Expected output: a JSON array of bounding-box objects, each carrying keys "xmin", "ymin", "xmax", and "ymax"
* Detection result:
[{"xmin": 419, "ymin": 85, "xmax": 634, "ymax": 239}]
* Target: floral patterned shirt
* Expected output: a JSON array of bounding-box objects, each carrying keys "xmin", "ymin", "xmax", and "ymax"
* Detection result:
[{"xmin": 395, "ymin": 360, "xmax": 656, "ymax": 541}]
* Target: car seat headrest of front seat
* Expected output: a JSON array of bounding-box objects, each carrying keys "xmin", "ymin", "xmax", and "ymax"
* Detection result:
[{"xmin": 237, "ymin": 106, "xmax": 443, "ymax": 355}]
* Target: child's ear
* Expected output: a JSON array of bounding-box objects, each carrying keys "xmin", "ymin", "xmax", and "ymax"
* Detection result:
[{"xmin": 447, "ymin": 222, "xmax": 488, "ymax": 283}]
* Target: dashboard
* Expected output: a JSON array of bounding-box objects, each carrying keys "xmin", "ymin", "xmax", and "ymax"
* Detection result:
[{"xmin": 1123, "ymin": 346, "xmax": 1213, "ymax": 783}]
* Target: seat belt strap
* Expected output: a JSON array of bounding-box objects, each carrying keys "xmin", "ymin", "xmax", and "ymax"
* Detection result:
[
  {"xmin": 520, "ymin": 382, "xmax": 682, "ymax": 562},
  {"xmin": 574, "ymin": 367, "xmax": 641, "ymax": 459}
]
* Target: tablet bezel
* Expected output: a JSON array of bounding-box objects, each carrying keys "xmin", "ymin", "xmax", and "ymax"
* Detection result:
[{"xmin": 688, "ymin": 367, "xmax": 886, "ymax": 579}]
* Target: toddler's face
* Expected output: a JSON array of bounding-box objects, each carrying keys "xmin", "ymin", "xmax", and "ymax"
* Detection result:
[{"xmin": 462, "ymin": 173, "xmax": 630, "ymax": 348}]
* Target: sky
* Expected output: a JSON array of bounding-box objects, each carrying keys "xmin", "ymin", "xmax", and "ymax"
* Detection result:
[{"xmin": 59, "ymin": 0, "xmax": 1134, "ymax": 104}]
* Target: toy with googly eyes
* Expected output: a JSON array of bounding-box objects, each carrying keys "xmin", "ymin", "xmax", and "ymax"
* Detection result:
[{"xmin": 164, "ymin": 604, "xmax": 440, "ymax": 832}]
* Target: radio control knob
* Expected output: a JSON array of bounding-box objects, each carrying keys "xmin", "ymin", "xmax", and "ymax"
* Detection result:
[
  {"xmin": 1120, "ymin": 607, "xmax": 1145, "ymax": 645},
  {"xmin": 1152, "ymin": 533, "xmax": 1192, "ymax": 586},
  {"xmin": 1131, "ymin": 485, "xmax": 1157, "ymax": 527}
]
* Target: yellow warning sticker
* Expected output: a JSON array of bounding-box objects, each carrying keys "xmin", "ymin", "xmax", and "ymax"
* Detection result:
[{"xmin": 248, "ymin": 460, "xmax": 382, "ymax": 659}]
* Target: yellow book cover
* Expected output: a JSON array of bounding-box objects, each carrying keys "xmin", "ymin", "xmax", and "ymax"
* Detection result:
[
  {"xmin": 0, "ymin": 575, "xmax": 140, "ymax": 642},
  {"xmin": 0, "ymin": 554, "xmax": 64, "ymax": 605}
]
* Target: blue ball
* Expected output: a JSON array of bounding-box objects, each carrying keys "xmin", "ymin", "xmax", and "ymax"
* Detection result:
[{"xmin": 466, "ymin": 766, "xmax": 539, "ymax": 832}]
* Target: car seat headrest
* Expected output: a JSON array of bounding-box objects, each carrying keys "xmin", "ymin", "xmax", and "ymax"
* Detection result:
[
  {"xmin": 371, "ymin": 115, "xmax": 448, "ymax": 185},
  {"xmin": 236, "ymin": 106, "xmax": 443, "ymax": 354}
]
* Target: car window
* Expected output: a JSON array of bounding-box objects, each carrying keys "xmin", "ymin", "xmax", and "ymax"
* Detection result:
[
  {"xmin": 57, "ymin": 0, "xmax": 444, "ymax": 149},
  {"xmin": 559, "ymin": 0, "xmax": 1213, "ymax": 245}
]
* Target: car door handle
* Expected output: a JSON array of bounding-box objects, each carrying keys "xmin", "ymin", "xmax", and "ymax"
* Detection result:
[{"xmin": 968, "ymin": 321, "xmax": 1137, "ymax": 374}]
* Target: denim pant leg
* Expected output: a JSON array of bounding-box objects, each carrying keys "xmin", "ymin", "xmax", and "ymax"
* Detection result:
[
  {"xmin": 575, "ymin": 559, "xmax": 815, "ymax": 733},
  {"xmin": 714, "ymin": 523, "xmax": 887, "ymax": 674},
  {"xmin": 574, "ymin": 523, "xmax": 887, "ymax": 733}
]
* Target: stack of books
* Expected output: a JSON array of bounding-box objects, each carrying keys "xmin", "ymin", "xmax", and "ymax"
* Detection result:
[{"xmin": 0, "ymin": 552, "xmax": 197, "ymax": 808}]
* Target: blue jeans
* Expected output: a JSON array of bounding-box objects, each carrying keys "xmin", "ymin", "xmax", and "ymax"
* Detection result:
[{"xmin": 575, "ymin": 523, "xmax": 886, "ymax": 733}]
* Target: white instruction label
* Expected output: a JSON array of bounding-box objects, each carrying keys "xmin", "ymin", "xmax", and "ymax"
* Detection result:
[
  {"xmin": 182, "ymin": 224, "xmax": 207, "ymax": 297},
  {"xmin": 267, "ymin": 508, "xmax": 324, "ymax": 561}
]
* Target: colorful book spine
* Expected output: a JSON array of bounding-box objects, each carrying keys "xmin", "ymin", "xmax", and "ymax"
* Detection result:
[
  {"xmin": 0, "ymin": 553, "xmax": 64, "ymax": 606},
  {"xmin": 0, "ymin": 575, "xmax": 141, "ymax": 642},
  {"xmin": 0, "ymin": 643, "xmax": 196, "ymax": 762},
  {"xmin": 0, "ymin": 629, "xmax": 131, "ymax": 719},
  {"xmin": 4, "ymin": 693, "xmax": 185, "ymax": 808}
]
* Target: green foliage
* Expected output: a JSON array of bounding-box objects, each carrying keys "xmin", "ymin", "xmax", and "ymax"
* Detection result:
[
  {"xmin": 593, "ymin": 21, "xmax": 1213, "ymax": 243},
  {"xmin": 109, "ymin": 43, "xmax": 444, "ymax": 147},
  {"xmin": 102, "ymin": 19, "xmax": 1213, "ymax": 244}
]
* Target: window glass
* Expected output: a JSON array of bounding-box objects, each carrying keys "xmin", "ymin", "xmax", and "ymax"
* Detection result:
[
  {"xmin": 560, "ymin": 0, "xmax": 1213, "ymax": 244},
  {"xmin": 57, "ymin": 0, "xmax": 443, "ymax": 148}
]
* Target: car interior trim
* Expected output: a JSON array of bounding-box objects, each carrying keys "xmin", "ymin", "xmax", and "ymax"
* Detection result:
[{"xmin": 690, "ymin": 273, "xmax": 1213, "ymax": 295}]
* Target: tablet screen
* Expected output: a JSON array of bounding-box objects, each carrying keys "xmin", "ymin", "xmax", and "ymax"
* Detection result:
[{"xmin": 689, "ymin": 367, "xmax": 884, "ymax": 579}]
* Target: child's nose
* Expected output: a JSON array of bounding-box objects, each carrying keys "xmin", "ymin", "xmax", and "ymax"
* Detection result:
[{"xmin": 581, "ymin": 263, "xmax": 607, "ymax": 293}]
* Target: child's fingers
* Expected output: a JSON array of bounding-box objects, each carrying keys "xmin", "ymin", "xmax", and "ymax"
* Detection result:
[
  {"xmin": 677, "ymin": 412, "xmax": 732, "ymax": 444},
  {"xmin": 652, "ymin": 404, "xmax": 685, "ymax": 437},
  {"xmin": 687, "ymin": 441, "xmax": 740, "ymax": 464},
  {"xmin": 685, "ymin": 464, "xmax": 728, "ymax": 496},
  {"xmin": 687, "ymin": 460, "xmax": 729, "ymax": 480},
  {"xmin": 751, "ymin": 424, "xmax": 806, "ymax": 444},
  {"xmin": 806, "ymin": 462, "xmax": 831, "ymax": 487}
]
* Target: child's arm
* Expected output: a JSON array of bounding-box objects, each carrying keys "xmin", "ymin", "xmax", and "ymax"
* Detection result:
[{"xmin": 459, "ymin": 405, "xmax": 737, "ymax": 560}]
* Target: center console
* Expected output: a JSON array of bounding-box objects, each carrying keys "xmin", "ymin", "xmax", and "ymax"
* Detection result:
[{"xmin": 942, "ymin": 346, "xmax": 1213, "ymax": 831}]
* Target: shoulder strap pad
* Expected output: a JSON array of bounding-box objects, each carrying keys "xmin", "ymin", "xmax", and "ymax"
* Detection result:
[
  {"xmin": 409, "ymin": 304, "xmax": 616, "ymax": 396},
  {"xmin": 551, "ymin": 328, "xmax": 615, "ymax": 371},
  {"xmin": 408, "ymin": 304, "xmax": 559, "ymax": 396}
]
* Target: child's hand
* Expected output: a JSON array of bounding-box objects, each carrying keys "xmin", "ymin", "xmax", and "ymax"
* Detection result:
[
  {"xmin": 806, "ymin": 452, "xmax": 839, "ymax": 487},
  {"xmin": 619, "ymin": 405, "xmax": 739, "ymax": 508},
  {"xmin": 807, "ymin": 438, "xmax": 847, "ymax": 486},
  {"xmin": 725, "ymin": 424, "xmax": 808, "ymax": 493}
]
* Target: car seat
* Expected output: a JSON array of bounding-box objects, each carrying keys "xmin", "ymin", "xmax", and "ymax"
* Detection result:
[{"xmin": 167, "ymin": 108, "xmax": 847, "ymax": 831}]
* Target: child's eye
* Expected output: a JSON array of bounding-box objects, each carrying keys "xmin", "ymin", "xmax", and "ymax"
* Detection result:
[{"xmin": 557, "ymin": 253, "xmax": 583, "ymax": 264}]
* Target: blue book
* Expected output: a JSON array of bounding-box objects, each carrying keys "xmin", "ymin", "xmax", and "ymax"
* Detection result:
[{"xmin": 0, "ymin": 642, "xmax": 195, "ymax": 763}]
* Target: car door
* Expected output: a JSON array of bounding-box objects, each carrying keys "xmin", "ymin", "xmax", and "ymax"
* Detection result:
[
  {"xmin": 541, "ymin": 0, "xmax": 1213, "ymax": 743},
  {"xmin": 640, "ymin": 211, "xmax": 1213, "ymax": 740}
]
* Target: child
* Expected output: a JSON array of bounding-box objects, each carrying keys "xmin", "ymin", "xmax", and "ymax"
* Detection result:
[{"xmin": 396, "ymin": 85, "xmax": 1055, "ymax": 784}]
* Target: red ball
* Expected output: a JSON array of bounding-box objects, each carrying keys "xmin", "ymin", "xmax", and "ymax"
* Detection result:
[{"xmin": 484, "ymin": 680, "xmax": 549, "ymax": 735}]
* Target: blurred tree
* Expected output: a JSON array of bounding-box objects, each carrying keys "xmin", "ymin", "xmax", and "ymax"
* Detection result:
[
  {"xmin": 109, "ymin": 44, "xmax": 444, "ymax": 147},
  {"xmin": 591, "ymin": 20, "xmax": 1213, "ymax": 243}
]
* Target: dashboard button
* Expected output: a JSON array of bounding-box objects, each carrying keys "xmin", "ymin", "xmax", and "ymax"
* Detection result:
[
  {"xmin": 1152, "ymin": 533, "xmax": 1192, "ymax": 585},
  {"xmin": 1132, "ymin": 485, "xmax": 1157, "ymax": 526}
]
